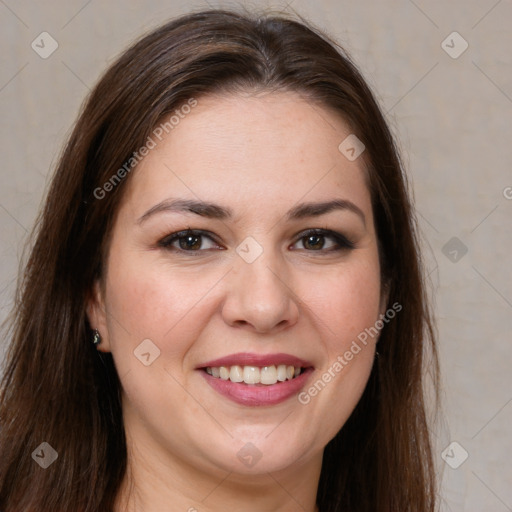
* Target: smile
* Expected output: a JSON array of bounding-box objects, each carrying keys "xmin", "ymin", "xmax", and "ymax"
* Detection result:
[
  {"xmin": 205, "ymin": 364, "xmax": 304, "ymax": 385},
  {"xmin": 201, "ymin": 366, "xmax": 313, "ymax": 406}
]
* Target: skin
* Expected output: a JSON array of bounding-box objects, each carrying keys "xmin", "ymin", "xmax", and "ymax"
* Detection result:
[{"xmin": 88, "ymin": 91, "xmax": 387, "ymax": 512}]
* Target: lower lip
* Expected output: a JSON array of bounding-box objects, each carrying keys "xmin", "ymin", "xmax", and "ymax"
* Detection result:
[{"xmin": 200, "ymin": 368, "xmax": 314, "ymax": 406}]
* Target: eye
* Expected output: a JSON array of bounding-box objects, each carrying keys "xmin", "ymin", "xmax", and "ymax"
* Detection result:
[
  {"xmin": 291, "ymin": 229, "xmax": 355, "ymax": 252},
  {"xmin": 158, "ymin": 229, "xmax": 223, "ymax": 252}
]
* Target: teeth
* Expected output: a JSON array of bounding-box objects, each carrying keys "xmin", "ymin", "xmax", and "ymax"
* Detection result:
[
  {"xmin": 229, "ymin": 365, "xmax": 244, "ymax": 383},
  {"xmin": 205, "ymin": 364, "xmax": 303, "ymax": 385},
  {"xmin": 260, "ymin": 365, "xmax": 277, "ymax": 385},
  {"xmin": 243, "ymin": 366, "xmax": 260, "ymax": 384},
  {"xmin": 277, "ymin": 365, "xmax": 287, "ymax": 382}
]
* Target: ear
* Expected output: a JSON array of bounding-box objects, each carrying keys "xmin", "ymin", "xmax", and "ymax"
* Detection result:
[{"xmin": 86, "ymin": 279, "xmax": 112, "ymax": 353}]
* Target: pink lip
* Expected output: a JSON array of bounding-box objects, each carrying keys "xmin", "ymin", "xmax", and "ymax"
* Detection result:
[
  {"xmin": 200, "ymin": 367, "xmax": 314, "ymax": 406},
  {"xmin": 198, "ymin": 352, "xmax": 313, "ymax": 369}
]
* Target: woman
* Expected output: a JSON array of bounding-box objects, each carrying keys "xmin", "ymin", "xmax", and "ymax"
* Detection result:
[{"xmin": 0, "ymin": 8, "xmax": 439, "ymax": 512}]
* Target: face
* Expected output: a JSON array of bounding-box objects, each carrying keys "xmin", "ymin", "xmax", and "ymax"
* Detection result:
[{"xmin": 88, "ymin": 91, "xmax": 386, "ymax": 482}]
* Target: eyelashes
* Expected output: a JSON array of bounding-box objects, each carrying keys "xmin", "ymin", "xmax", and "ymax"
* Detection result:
[
  {"xmin": 158, "ymin": 228, "xmax": 355, "ymax": 254},
  {"xmin": 159, "ymin": 229, "xmax": 223, "ymax": 252},
  {"xmin": 293, "ymin": 228, "xmax": 355, "ymax": 251}
]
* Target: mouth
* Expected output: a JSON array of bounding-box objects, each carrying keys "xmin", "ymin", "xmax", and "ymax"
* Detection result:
[
  {"xmin": 203, "ymin": 364, "xmax": 305, "ymax": 385},
  {"xmin": 197, "ymin": 353, "xmax": 314, "ymax": 406}
]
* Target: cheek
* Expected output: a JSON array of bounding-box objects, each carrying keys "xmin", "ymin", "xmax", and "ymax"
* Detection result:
[
  {"xmin": 299, "ymin": 256, "xmax": 383, "ymax": 351},
  {"xmin": 293, "ymin": 260, "xmax": 380, "ymax": 444},
  {"xmin": 104, "ymin": 251, "xmax": 222, "ymax": 357}
]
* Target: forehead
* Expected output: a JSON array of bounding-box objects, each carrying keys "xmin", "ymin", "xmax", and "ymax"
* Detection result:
[{"xmin": 120, "ymin": 91, "xmax": 371, "ymax": 219}]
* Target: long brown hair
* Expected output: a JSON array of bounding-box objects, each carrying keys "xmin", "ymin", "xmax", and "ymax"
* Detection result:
[{"xmin": 0, "ymin": 8, "xmax": 439, "ymax": 511}]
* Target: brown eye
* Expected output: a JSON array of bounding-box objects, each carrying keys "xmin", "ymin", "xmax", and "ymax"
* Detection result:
[
  {"xmin": 179, "ymin": 234, "xmax": 202, "ymax": 250},
  {"xmin": 159, "ymin": 229, "xmax": 222, "ymax": 252},
  {"xmin": 303, "ymin": 234, "xmax": 325, "ymax": 250},
  {"xmin": 291, "ymin": 229, "xmax": 355, "ymax": 252}
]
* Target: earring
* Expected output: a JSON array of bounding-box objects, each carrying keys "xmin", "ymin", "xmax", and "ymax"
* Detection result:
[{"xmin": 92, "ymin": 329, "xmax": 102, "ymax": 346}]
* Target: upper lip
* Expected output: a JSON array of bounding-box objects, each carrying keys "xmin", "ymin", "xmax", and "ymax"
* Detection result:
[{"xmin": 198, "ymin": 352, "xmax": 313, "ymax": 369}]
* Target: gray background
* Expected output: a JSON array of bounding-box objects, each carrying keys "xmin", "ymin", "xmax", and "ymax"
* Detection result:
[{"xmin": 1, "ymin": 1, "xmax": 511, "ymax": 510}]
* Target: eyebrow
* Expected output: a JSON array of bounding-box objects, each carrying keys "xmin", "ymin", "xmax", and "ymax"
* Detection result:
[
  {"xmin": 137, "ymin": 198, "xmax": 365, "ymax": 225},
  {"xmin": 286, "ymin": 199, "xmax": 365, "ymax": 226},
  {"xmin": 137, "ymin": 199, "xmax": 232, "ymax": 224}
]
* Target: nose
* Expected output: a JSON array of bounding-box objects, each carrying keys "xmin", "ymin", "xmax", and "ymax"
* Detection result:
[{"xmin": 221, "ymin": 251, "xmax": 300, "ymax": 334}]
